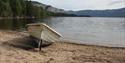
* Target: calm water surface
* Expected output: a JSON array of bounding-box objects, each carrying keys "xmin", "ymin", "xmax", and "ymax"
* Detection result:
[{"xmin": 0, "ymin": 17, "xmax": 125, "ymax": 47}]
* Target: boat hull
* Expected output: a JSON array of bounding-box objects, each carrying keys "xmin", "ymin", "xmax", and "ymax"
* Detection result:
[{"xmin": 27, "ymin": 23, "xmax": 62, "ymax": 43}]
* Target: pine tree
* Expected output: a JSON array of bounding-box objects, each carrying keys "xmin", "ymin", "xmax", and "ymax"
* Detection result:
[
  {"xmin": 0, "ymin": 0, "xmax": 56, "ymax": 18},
  {"xmin": 10, "ymin": 0, "xmax": 23, "ymax": 16},
  {"xmin": 0, "ymin": 0, "xmax": 12, "ymax": 17}
]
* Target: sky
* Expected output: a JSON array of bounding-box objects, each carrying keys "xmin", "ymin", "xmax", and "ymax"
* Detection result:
[{"xmin": 32, "ymin": 0, "xmax": 125, "ymax": 11}]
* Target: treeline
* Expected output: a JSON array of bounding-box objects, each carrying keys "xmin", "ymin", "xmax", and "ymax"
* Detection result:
[
  {"xmin": 0, "ymin": 0, "xmax": 77, "ymax": 18},
  {"xmin": 0, "ymin": 0, "xmax": 59, "ymax": 18}
]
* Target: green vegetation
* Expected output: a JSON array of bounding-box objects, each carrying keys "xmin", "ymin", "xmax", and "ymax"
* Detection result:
[
  {"xmin": 0, "ymin": 0, "xmax": 77, "ymax": 18},
  {"xmin": 0, "ymin": 0, "xmax": 57, "ymax": 18}
]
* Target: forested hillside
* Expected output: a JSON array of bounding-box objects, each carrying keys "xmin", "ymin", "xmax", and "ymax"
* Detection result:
[
  {"xmin": 0, "ymin": 0, "xmax": 53, "ymax": 18},
  {"xmin": 68, "ymin": 8, "xmax": 125, "ymax": 17},
  {"xmin": 0, "ymin": 0, "xmax": 72, "ymax": 18}
]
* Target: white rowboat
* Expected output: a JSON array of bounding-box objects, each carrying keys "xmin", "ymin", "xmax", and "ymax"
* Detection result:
[{"xmin": 27, "ymin": 23, "xmax": 62, "ymax": 50}]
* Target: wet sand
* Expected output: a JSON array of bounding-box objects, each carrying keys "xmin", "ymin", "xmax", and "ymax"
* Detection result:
[{"xmin": 0, "ymin": 30, "xmax": 125, "ymax": 63}]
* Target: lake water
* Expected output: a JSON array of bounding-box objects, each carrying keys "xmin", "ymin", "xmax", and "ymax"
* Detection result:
[{"xmin": 0, "ymin": 17, "xmax": 125, "ymax": 47}]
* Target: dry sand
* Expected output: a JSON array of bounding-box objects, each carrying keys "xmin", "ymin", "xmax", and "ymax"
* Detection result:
[{"xmin": 0, "ymin": 30, "xmax": 125, "ymax": 63}]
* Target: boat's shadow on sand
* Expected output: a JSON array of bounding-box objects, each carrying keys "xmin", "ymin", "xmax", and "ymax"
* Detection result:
[{"xmin": 1, "ymin": 36, "xmax": 51, "ymax": 51}]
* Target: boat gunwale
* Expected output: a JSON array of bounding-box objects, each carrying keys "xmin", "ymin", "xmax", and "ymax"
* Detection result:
[{"xmin": 27, "ymin": 23, "xmax": 62, "ymax": 37}]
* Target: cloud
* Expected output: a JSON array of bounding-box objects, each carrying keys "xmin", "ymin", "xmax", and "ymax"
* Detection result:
[
  {"xmin": 32, "ymin": 0, "xmax": 125, "ymax": 10},
  {"xmin": 109, "ymin": 0, "xmax": 124, "ymax": 5}
]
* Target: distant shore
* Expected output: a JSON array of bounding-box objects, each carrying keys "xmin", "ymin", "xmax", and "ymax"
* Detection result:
[
  {"xmin": 0, "ymin": 16, "xmax": 38, "ymax": 19},
  {"xmin": 0, "ymin": 30, "xmax": 125, "ymax": 63}
]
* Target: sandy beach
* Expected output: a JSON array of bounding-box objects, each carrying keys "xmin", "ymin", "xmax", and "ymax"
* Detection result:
[{"xmin": 0, "ymin": 30, "xmax": 125, "ymax": 63}]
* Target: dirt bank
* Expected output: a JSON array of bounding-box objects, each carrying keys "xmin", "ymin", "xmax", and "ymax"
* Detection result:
[{"xmin": 0, "ymin": 30, "xmax": 125, "ymax": 63}]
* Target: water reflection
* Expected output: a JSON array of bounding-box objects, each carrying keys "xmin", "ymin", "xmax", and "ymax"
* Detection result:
[{"xmin": 0, "ymin": 19, "xmax": 35, "ymax": 30}]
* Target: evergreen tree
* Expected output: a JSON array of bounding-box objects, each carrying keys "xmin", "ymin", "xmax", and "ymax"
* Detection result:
[
  {"xmin": 20, "ymin": 0, "xmax": 27, "ymax": 16},
  {"xmin": 26, "ymin": 0, "xmax": 34, "ymax": 17},
  {"xmin": 0, "ymin": 0, "xmax": 12, "ymax": 17},
  {"xmin": 0, "ymin": 0, "xmax": 65, "ymax": 18},
  {"xmin": 10, "ymin": 0, "xmax": 23, "ymax": 16}
]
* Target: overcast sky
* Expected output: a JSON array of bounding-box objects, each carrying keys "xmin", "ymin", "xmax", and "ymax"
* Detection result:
[{"xmin": 32, "ymin": 0, "xmax": 125, "ymax": 11}]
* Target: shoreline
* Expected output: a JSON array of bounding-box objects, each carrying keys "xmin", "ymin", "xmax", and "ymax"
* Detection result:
[
  {"xmin": 0, "ymin": 16, "xmax": 35, "ymax": 19},
  {"xmin": 0, "ymin": 30, "xmax": 125, "ymax": 63},
  {"xmin": 0, "ymin": 16, "xmax": 47, "ymax": 19},
  {"xmin": 62, "ymin": 40, "xmax": 125, "ymax": 49}
]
